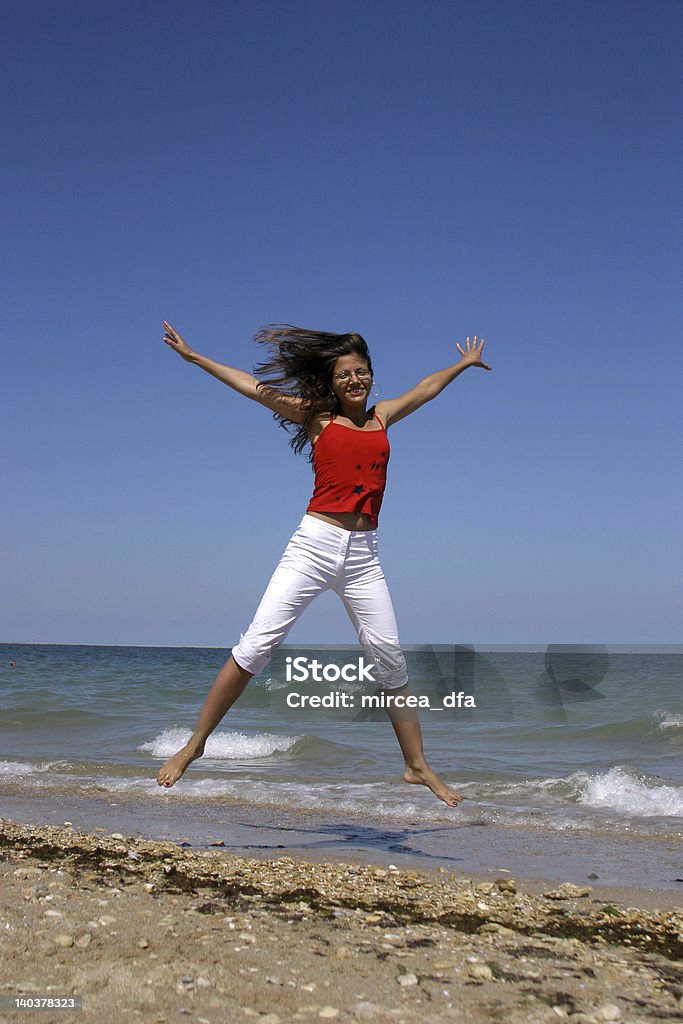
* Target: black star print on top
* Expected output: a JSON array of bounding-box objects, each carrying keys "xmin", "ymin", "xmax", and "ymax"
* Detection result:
[{"xmin": 352, "ymin": 484, "xmax": 365, "ymax": 495}]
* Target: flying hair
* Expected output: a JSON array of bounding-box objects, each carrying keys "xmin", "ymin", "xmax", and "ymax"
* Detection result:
[{"xmin": 253, "ymin": 324, "xmax": 373, "ymax": 460}]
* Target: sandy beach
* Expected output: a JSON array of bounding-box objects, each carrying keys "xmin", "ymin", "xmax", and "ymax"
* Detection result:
[{"xmin": 0, "ymin": 819, "xmax": 680, "ymax": 1024}]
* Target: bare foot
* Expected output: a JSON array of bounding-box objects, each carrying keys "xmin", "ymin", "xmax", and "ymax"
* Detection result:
[
  {"xmin": 156, "ymin": 741, "xmax": 205, "ymax": 788},
  {"xmin": 404, "ymin": 764, "xmax": 463, "ymax": 807}
]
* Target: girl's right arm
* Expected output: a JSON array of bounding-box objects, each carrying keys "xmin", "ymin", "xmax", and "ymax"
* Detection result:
[{"xmin": 163, "ymin": 321, "xmax": 306, "ymax": 423}]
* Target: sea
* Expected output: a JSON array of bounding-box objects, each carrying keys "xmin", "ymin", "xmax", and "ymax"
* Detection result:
[{"xmin": 1, "ymin": 643, "xmax": 682, "ymax": 892}]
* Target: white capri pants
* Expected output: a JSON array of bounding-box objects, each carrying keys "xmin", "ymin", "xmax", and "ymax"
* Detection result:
[{"xmin": 231, "ymin": 513, "xmax": 408, "ymax": 690}]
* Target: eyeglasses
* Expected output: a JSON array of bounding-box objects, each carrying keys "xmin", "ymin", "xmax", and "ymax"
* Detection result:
[{"xmin": 333, "ymin": 368, "xmax": 373, "ymax": 382}]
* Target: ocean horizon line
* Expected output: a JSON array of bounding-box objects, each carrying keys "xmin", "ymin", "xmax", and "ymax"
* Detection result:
[{"xmin": 2, "ymin": 641, "xmax": 682, "ymax": 653}]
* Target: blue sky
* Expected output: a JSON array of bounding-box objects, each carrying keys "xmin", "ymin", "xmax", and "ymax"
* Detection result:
[{"xmin": 3, "ymin": 0, "xmax": 681, "ymax": 645}]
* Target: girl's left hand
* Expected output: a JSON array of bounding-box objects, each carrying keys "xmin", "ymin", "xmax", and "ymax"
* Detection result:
[{"xmin": 456, "ymin": 336, "xmax": 492, "ymax": 370}]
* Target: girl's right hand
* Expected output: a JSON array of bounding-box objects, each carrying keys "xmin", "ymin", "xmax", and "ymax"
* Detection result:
[{"xmin": 163, "ymin": 321, "xmax": 195, "ymax": 362}]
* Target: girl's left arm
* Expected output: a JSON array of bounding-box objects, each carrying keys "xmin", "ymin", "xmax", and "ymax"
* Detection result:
[{"xmin": 376, "ymin": 336, "xmax": 491, "ymax": 428}]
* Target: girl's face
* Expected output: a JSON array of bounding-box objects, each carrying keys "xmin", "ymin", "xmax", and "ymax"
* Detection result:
[{"xmin": 331, "ymin": 353, "xmax": 373, "ymax": 409}]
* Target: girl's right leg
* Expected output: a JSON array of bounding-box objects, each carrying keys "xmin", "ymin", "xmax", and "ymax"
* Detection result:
[
  {"xmin": 157, "ymin": 517, "xmax": 332, "ymax": 788},
  {"xmin": 157, "ymin": 655, "xmax": 252, "ymax": 787}
]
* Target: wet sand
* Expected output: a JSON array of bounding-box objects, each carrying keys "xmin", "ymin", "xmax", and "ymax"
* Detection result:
[
  {"xmin": 0, "ymin": 818, "xmax": 681, "ymax": 1023},
  {"xmin": 2, "ymin": 789, "xmax": 682, "ymax": 893}
]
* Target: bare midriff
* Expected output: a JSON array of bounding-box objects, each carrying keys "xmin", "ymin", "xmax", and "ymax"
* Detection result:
[{"xmin": 306, "ymin": 510, "xmax": 376, "ymax": 532}]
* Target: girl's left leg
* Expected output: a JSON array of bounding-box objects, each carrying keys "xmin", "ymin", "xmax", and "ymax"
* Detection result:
[
  {"xmin": 338, "ymin": 553, "xmax": 462, "ymax": 807},
  {"xmin": 384, "ymin": 705, "xmax": 463, "ymax": 807}
]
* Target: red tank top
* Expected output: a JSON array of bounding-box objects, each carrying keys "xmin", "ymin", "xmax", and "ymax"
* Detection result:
[{"xmin": 307, "ymin": 412, "xmax": 390, "ymax": 527}]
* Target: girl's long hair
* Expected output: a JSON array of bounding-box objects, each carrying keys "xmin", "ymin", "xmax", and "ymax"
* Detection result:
[{"xmin": 253, "ymin": 325, "xmax": 373, "ymax": 460}]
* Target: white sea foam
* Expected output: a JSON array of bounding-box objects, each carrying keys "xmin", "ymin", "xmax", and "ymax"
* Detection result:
[
  {"xmin": 575, "ymin": 766, "xmax": 683, "ymax": 817},
  {"xmin": 654, "ymin": 709, "xmax": 683, "ymax": 731},
  {"xmin": 138, "ymin": 727, "xmax": 300, "ymax": 760},
  {"xmin": 137, "ymin": 762, "xmax": 683, "ymax": 822},
  {"xmin": 195, "ymin": 779, "xmax": 440, "ymax": 819},
  {"xmin": 0, "ymin": 760, "xmax": 39, "ymax": 776},
  {"xmin": 134, "ymin": 776, "xmax": 459, "ymax": 821},
  {"xmin": 260, "ymin": 677, "xmax": 290, "ymax": 692},
  {"xmin": 103, "ymin": 775, "xmax": 655, "ymax": 833},
  {"xmin": 458, "ymin": 767, "xmax": 683, "ymax": 820}
]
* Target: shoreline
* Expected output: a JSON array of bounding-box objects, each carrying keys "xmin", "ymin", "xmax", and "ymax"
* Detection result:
[
  {"xmin": 1, "ymin": 817, "xmax": 681, "ymax": 1023},
  {"xmin": 2, "ymin": 790, "xmax": 682, "ymax": 895}
]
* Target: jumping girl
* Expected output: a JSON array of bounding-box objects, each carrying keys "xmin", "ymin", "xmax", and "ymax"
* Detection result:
[{"xmin": 157, "ymin": 322, "xmax": 491, "ymax": 806}]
